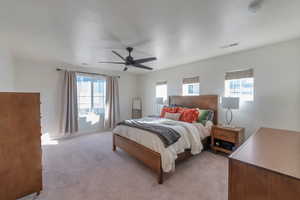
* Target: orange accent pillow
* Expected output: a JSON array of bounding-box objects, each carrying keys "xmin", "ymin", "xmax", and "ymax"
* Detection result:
[
  {"xmin": 178, "ymin": 108, "xmax": 199, "ymax": 123},
  {"xmin": 160, "ymin": 107, "xmax": 178, "ymax": 118},
  {"xmin": 177, "ymin": 107, "xmax": 185, "ymax": 114}
]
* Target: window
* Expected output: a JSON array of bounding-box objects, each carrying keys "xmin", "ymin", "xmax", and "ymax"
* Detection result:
[
  {"xmin": 156, "ymin": 81, "xmax": 167, "ymax": 103},
  {"xmin": 182, "ymin": 76, "xmax": 200, "ymax": 96},
  {"xmin": 77, "ymin": 75, "xmax": 106, "ymax": 118},
  {"xmin": 225, "ymin": 69, "xmax": 254, "ymax": 101}
]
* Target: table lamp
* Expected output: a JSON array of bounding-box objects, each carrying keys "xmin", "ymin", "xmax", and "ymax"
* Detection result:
[{"xmin": 221, "ymin": 97, "xmax": 239, "ymax": 127}]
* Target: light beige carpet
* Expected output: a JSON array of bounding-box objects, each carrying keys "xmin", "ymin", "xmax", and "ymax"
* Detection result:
[{"xmin": 22, "ymin": 132, "xmax": 228, "ymax": 200}]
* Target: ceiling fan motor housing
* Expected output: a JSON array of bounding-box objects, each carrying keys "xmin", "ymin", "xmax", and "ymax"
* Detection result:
[{"xmin": 125, "ymin": 47, "xmax": 134, "ymax": 65}]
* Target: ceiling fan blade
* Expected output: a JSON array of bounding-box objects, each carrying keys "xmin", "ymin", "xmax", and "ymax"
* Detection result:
[
  {"xmin": 112, "ymin": 50, "xmax": 126, "ymax": 61},
  {"xmin": 134, "ymin": 57, "xmax": 157, "ymax": 64},
  {"xmin": 98, "ymin": 61, "xmax": 126, "ymax": 64},
  {"xmin": 132, "ymin": 63, "xmax": 153, "ymax": 70}
]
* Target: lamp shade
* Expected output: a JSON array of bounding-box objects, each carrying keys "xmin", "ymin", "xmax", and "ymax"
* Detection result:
[
  {"xmin": 156, "ymin": 97, "xmax": 164, "ymax": 105},
  {"xmin": 221, "ymin": 97, "xmax": 239, "ymax": 109}
]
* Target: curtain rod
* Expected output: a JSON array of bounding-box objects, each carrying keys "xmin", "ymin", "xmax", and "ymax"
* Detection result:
[{"xmin": 56, "ymin": 68, "xmax": 120, "ymax": 78}]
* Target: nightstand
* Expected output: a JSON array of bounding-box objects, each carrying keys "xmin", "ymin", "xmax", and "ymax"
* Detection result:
[{"xmin": 211, "ymin": 125, "xmax": 245, "ymax": 154}]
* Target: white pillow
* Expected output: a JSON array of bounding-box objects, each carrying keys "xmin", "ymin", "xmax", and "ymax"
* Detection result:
[{"xmin": 164, "ymin": 112, "xmax": 181, "ymax": 121}]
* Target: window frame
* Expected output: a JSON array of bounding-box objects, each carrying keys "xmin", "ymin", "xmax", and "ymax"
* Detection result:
[
  {"xmin": 182, "ymin": 76, "xmax": 200, "ymax": 96},
  {"xmin": 77, "ymin": 75, "xmax": 106, "ymax": 117},
  {"xmin": 182, "ymin": 82, "xmax": 200, "ymax": 96},
  {"xmin": 224, "ymin": 69, "xmax": 254, "ymax": 102},
  {"xmin": 155, "ymin": 81, "xmax": 168, "ymax": 104}
]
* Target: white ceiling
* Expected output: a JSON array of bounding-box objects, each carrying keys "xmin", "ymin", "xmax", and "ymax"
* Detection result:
[{"xmin": 1, "ymin": 0, "xmax": 300, "ymax": 73}]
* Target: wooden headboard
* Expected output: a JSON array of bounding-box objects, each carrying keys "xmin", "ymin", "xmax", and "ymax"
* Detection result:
[{"xmin": 169, "ymin": 95, "xmax": 219, "ymax": 124}]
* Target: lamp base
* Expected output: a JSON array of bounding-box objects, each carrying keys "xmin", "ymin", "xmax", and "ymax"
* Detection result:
[{"xmin": 225, "ymin": 108, "xmax": 233, "ymax": 126}]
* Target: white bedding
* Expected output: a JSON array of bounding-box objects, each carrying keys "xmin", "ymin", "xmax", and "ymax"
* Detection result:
[{"xmin": 113, "ymin": 118, "xmax": 213, "ymax": 172}]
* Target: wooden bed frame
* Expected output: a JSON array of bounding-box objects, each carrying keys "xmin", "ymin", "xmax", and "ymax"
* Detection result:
[{"xmin": 113, "ymin": 95, "xmax": 219, "ymax": 184}]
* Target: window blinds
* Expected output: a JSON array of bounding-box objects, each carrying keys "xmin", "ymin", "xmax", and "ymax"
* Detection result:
[
  {"xmin": 156, "ymin": 81, "xmax": 167, "ymax": 85},
  {"xmin": 225, "ymin": 68, "xmax": 253, "ymax": 80},
  {"xmin": 182, "ymin": 76, "xmax": 199, "ymax": 84}
]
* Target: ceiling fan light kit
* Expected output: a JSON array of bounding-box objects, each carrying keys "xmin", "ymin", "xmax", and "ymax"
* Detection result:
[{"xmin": 99, "ymin": 47, "xmax": 157, "ymax": 71}]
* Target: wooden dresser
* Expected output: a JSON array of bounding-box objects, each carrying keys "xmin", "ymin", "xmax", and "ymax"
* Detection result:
[
  {"xmin": 229, "ymin": 127, "xmax": 300, "ymax": 200},
  {"xmin": 0, "ymin": 93, "xmax": 42, "ymax": 200}
]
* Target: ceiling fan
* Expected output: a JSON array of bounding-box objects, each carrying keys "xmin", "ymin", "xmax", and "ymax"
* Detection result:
[{"xmin": 99, "ymin": 47, "xmax": 156, "ymax": 71}]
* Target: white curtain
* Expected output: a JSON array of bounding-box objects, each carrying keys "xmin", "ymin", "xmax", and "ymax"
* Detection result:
[
  {"xmin": 60, "ymin": 71, "xmax": 79, "ymax": 136},
  {"xmin": 104, "ymin": 76, "xmax": 120, "ymax": 129}
]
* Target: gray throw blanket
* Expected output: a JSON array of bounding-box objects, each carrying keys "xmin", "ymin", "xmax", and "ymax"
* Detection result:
[{"xmin": 117, "ymin": 118, "xmax": 181, "ymax": 147}]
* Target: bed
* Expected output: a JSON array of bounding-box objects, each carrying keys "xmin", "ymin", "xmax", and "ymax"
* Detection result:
[{"xmin": 112, "ymin": 95, "xmax": 218, "ymax": 184}]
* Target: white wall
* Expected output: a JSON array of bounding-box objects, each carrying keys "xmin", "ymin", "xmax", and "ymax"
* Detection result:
[
  {"xmin": 0, "ymin": 49, "xmax": 15, "ymax": 91},
  {"xmin": 7, "ymin": 38, "xmax": 300, "ymax": 139},
  {"xmin": 14, "ymin": 58, "xmax": 138, "ymax": 138},
  {"xmin": 138, "ymin": 39, "xmax": 300, "ymax": 138}
]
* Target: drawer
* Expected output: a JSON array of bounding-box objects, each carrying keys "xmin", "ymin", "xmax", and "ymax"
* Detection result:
[{"xmin": 213, "ymin": 128, "xmax": 236, "ymax": 143}]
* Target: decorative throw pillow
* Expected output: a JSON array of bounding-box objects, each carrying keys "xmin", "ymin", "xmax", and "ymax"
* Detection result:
[
  {"xmin": 164, "ymin": 112, "xmax": 181, "ymax": 121},
  {"xmin": 160, "ymin": 106, "xmax": 178, "ymax": 118},
  {"xmin": 197, "ymin": 109, "xmax": 214, "ymax": 125},
  {"xmin": 178, "ymin": 108, "xmax": 199, "ymax": 123}
]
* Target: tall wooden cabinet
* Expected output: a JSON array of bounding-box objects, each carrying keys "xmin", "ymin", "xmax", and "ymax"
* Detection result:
[{"xmin": 0, "ymin": 93, "xmax": 42, "ymax": 200}]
